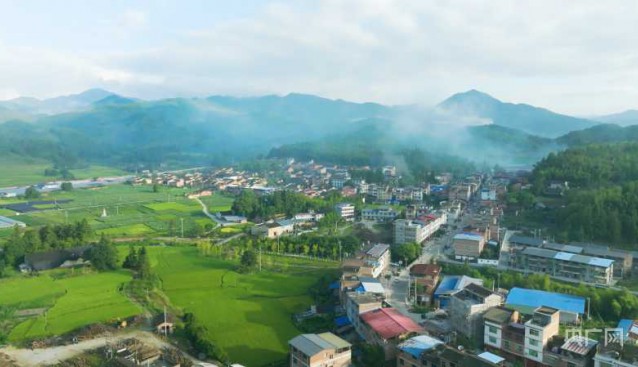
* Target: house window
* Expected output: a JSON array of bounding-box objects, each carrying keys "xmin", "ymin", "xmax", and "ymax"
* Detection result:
[
  {"xmin": 488, "ymin": 325, "xmax": 498, "ymax": 334},
  {"xmin": 528, "ymin": 338, "xmax": 539, "ymax": 346},
  {"xmin": 529, "ymin": 329, "xmax": 540, "ymax": 336},
  {"xmin": 528, "ymin": 349, "xmax": 539, "ymax": 357},
  {"xmin": 503, "ymin": 340, "xmax": 510, "ymax": 349}
]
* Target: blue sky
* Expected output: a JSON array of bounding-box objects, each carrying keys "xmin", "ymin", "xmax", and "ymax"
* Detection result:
[{"xmin": 0, "ymin": 0, "xmax": 637, "ymax": 115}]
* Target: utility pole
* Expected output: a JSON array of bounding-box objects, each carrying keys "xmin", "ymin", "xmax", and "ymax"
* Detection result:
[
  {"xmin": 259, "ymin": 244, "xmax": 262, "ymax": 272},
  {"xmin": 180, "ymin": 218, "xmax": 184, "ymax": 238}
]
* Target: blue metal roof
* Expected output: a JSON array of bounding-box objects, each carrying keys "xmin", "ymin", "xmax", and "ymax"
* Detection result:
[
  {"xmin": 328, "ymin": 281, "xmax": 340, "ymax": 290},
  {"xmin": 335, "ymin": 315, "xmax": 351, "ymax": 327},
  {"xmin": 505, "ymin": 287, "xmax": 586, "ymax": 314},
  {"xmin": 434, "ymin": 275, "xmax": 460, "ymax": 296}
]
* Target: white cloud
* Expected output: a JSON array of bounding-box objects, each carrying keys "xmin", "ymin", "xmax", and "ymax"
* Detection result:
[{"xmin": 2, "ymin": 1, "xmax": 638, "ymax": 114}]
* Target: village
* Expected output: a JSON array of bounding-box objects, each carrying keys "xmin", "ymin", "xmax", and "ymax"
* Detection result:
[{"xmin": 2, "ymin": 158, "xmax": 638, "ymax": 367}]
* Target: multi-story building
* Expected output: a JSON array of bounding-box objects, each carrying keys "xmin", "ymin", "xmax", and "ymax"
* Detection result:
[
  {"xmin": 513, "ymin": 247, "xmax": 614, "ymax": 285},
  {"xmin": 449, "ymin": 184, "xmax": 472, "ymax": 202},
  {"xmin": 453, "ymin": 232, "xmax": 486, "ymax": 259},
  {"xmin": 345, "ymin": 292, "xmax": 383, "ymax": 334},
  {"xmin": 359, "ymin": 307, "xmax": 423, "ymax": 360},
  {"xmin": 289, "ymin": 332, "xmax": 352, "ymax": 367},
  {"xmin": 335, "ymin": 203, "xmax": 355, "ymax": 221},
  {"xmin": 361, "ymin": 207, "xmax": 399, "ymax": 222},
  {"xmin": 448, "ymin": 283, "xmax": 503, "ymax": 342},
  {"xmin": 410, "ymin": 264, "xmax": 441, "ymax": 305},
  {"xmin": 577, "ymin": 243, "xmax": 633, "ymax": 278},
  {"xmin": 394, "ymin": 213, "xmax": 447, "ymax": 245},
  {"xmin": 524, "ymin": 307, "xmax": 560, "ymax": 364},
  {"xmin": 340, "ymin": 243, "xmax": 391, "ymax": 280},
  {"xmin": 483, "ymin": 307, "xmax": 525, "ymax": 363}
]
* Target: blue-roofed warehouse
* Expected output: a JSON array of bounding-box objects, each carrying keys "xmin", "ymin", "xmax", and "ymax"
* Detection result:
[{"xmin": 505, "ymin": 287, "xmax": 586, "ymax": 323}]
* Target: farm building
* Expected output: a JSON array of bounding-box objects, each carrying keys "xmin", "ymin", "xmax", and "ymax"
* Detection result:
[{"xmin": 0, "ymin": 215, "xmax": 26, "ymax": 229}]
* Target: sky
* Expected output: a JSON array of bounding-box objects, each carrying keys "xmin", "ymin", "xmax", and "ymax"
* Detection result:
[{"xmin": 0, "ymin": 0, "xmax": 637, "ymax": 115}]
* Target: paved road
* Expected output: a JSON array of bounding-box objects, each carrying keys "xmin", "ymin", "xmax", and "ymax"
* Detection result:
[{"xmin": 193, "ymin": 197, "xmax": 221, "ymax": 230}]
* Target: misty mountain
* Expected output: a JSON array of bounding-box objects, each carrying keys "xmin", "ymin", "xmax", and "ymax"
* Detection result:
[
  {"xmin": 594, "ymin": 109, "xmax": 638, "ymax": 126},
  {"xmin": 437, "ymin": 89, "xmax": 597, "ymax": 137},
  {"xmin": 0, "ymin": 88, "xmax": 115, "ymax": 115},
  {"xmin": 1, "ymin": 88, "xmax": 634, "ymax": 172}
]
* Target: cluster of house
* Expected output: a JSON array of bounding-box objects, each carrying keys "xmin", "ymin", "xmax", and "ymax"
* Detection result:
[
  {"xmin": 131, "ymin": 167, "xmax": 271, "ymax": 193},
  {"xmin": 250, "ymin": 213, "xmax": 325, "ymax": 238},
  {"xmin": 394, "ymin": 212, "xmax": 447, "ymax": 245}
]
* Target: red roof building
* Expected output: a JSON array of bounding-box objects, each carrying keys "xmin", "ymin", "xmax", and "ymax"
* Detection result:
[{"xmin": 360, "ymin": 308, "xmax": 423, "ymax": 360}]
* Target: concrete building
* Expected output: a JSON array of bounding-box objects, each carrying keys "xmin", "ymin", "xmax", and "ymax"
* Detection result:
[
  {"xmin": 484, "ymin": 307, "xmax": 520, "ymax": 351},
  {"xmin": 361, "ymin": 207, "xmax": 399, "ymax": 222},
  {"xmin": 524, "ymin": 307, "xmax": 560, "ymax": 364},
  {"xmin": 394, "ymin": 213, "xmax": 447, "ymax": 245},
  {"xmin": 448, "ymin": 283, "xmax": 503, "ymax": 342},
  {"xmin": 289, "ymin": 332, "xmax": 351, "ymax": 367},
  {"xmin": 453, "ymin": 232, "xmax": 486, "ymax": 259},
  {"xmin": 513, "ymin": 247, "xmax": 614, "ymax": 285},
  {"xmin": 359, "ymin": 308, "xmax": 423, "ymax": 360},
  {"xmin": 543, "ymin": 335, "xmax": 598, "ymax": 367},
  {"xmin": 410, "ymin": 264, "xmax": 441, "ymax": 305},
  {"xmin": 363, "ymin": 243, "xmax": 391, "ymax": 278},
  {"xmin": 335, "ymin": 203, "xmax": 355, "ymax": 221}
]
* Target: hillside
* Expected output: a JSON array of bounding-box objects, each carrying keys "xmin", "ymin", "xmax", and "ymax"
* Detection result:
[{"xmin": 438, "ymin": 90, "xmax": 597, "ymax": 137}]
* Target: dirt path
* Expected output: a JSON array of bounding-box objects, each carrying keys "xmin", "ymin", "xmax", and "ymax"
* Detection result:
[{"xmin": 0, "ymin": 330, "xmax": 203, "ymax": 367}]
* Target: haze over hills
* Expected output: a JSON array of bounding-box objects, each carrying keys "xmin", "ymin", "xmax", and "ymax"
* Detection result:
[
  {"xmin": 437, "ymin": 89, "xmax": 598, "ymax": 137},
  {"xmin": 0, "ymin": 88, "xmax": 637, "ymax": 171},
  {"xmin": 594, "ymin": 109, "xmax": 638, "ymax": 126}
]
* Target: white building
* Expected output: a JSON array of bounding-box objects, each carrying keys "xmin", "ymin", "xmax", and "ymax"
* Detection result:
[
  {"xmin": 394, "ymin": 213, "xmax": 447, "ymax": 245},
  {"xmin": 524, "ymin": 307, "xmax": 560, "ymax": 363},
  {"xmin": 335, "ymin": 203, "xmax": 355, "ymax": 221}
]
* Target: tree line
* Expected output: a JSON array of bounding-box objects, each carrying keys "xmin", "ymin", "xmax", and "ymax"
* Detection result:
[{"xmin": 231, "ymin": 189, "xmax": 348, "ymax": 221}]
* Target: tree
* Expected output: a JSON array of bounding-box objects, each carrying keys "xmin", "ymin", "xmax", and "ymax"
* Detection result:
[
  {"xmin": 240, "ymin": 249, "xmax": 257, "ymax": 269},
  {"xmin": 123, "ymin": 245, "xmax": 139, "ymax": 269},
  {"xmin": 138, "ymin": 246, "xmax": 152, "ymax": 279},
  {"xmin": 24, "ymin": 186, "xmax": 40, "ymax": 200},
  {"xmin": 61, "ymin": 182, "xmax": 73, "ymax": 191},
  {"xmin": 152, "ymin": 183, "xmax": 160, "ymax": 193},
  {"xmin": 87, "ymin": 235, "xmax": 118, "ymax": 271}
]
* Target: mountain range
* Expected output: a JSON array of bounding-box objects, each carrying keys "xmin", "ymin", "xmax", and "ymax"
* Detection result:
[{"xmin": 0, "ymin": 88, "xmax": 636, "ymax": 170}]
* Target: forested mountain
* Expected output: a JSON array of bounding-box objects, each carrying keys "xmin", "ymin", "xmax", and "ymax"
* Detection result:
[
  {"xmin": 438, "ymin": 90, "xmax": 597, "ymax": 137},
  {"xmin": 557, "ymin": 124, "xmax": 638, "ymax": 146},
  {"xmin": 531, "ymin": 143, "xmax": 638, "ymax": 245}
]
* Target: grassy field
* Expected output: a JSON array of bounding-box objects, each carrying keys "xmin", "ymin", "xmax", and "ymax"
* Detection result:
[
  {"xmin": 1, "ymin": 271, "xmax": 141, "ymax": 342},
  {"xmin": 0, "ymin": 184, "xmax": 218, "ymax": 239},
  {"xmin": 145, "ymin": 245, "xmax": 337, "ymax": 366},
  {"xmin": 0, "ymin": 156, "xmax": 126, "ymax": 187},
  {"xmin": 199, "ymin": 195, "xmax": 235, "ymax": 212}
]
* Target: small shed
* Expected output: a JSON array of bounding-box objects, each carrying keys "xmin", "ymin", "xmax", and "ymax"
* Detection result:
[{"xmin": 155, "ymin": 313, "xmax": 175, "ymax": 335}]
